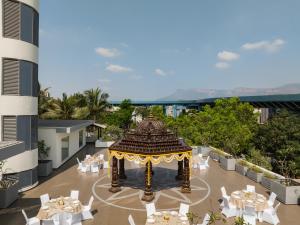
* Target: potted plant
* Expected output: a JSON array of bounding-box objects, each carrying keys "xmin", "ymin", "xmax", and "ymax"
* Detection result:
[
  {"xmin": 38, "ymin": 140, "xmax": 53, "ymax": 177},
  {"xmin": 246, "ymin": 166, "xmax": 264, "ymax": 183},
  {"xmin": 220, "ymin": 154, "xmax": 236, "ymax": 171},
  {"xmin": 209, "ymin": 148, "xmax": 227, "ymax": 162},
  {"xmin": 261, "ymin": 172, "xmax": 279, "ymax": 190},
  {"xmin": 235, "ymin": 160, "xmax": 249, "ymax": 176},
  {"xmin": 0, "ymin": 161, "xmax": 19, "ymax": 208},
  {"xmin": 270, "ymin": 149, "xmax": 300, "ymax": 204},
  {"xmin": 209, "ymin": 149, "xmax": 220, "ymax": 162}
]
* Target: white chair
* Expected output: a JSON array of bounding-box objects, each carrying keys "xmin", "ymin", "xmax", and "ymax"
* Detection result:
[
  {"xmin": 128, "ymin": 214, "xmax": 136, "ymax": 225},
  {"xmin": 91, "ymin": 162, "xmax": 99, "ymax": 173},
  {"xmin": 198, "ymin": 156, "xmax": 210, "ymax": 170},
  {"xmin": 70, "ymin": 190, "xmax": 79, "ymax": 200},
  {"xmin": 197, "ymin": 213, "xmax": 210, "ymax": 225},
  {"xmin": 179, "ymin": 203, "xmax": 189, "ymax": 217},
  {"xmin": 220, "ymin": 186, "xmax": 230, "ymax": 208},
  {"xmin": 71, "ymin": 212, "xmax": 83, "ymax": 225},
  {"xmin": 82, "ymin": 196, "xmax": 94, "ymax": 220},
  {"xmin": 243, "ymin": 205, "xmax": 256, "ymax": 225},
  {"xmin": 205, "ymin": 156, "xmax": 210, "ymax": 167},
  {"xmin": 145, "ymin": 202, "xmax": 156, "ymax": 218},
  {"xmin": 103, "ymin": 161, "xmax": 109, "ymax": 169},
  {"xmin": 42, "ymin": 219, "xmax": 55, "ymax": 225},
  {"xmin": 40, "ymin": 193, "xmax": 50, "ymax": 205},
  {"xmin": 246, "ymin": 185, "xmax": 255, "ymax": 192},
  {"xmin": 98, "ymin": 154, "xmax": 104, "ymax": 160},
  {"xmin": 62, "ymin": 213, "xmax": 72, "ymax": 225},
  {"xmin": 262, "ymin": 202, "xmax": 280, "ymax": 225},
  {"xmin": 221, "ymin": 197, "xmax": 237, "ymax": 218},
  {"xmin": 267, "ymin": 192, "xmax": 277, "ymax": 207},
  {"xmin": 22, "ymin": 209, "xmax": 40, "ymax": 225},
  {"xmin": 52, "ymin": 214, "xmax": 62, "ymax": 225},
  {"xmin": 76, "ymin": 158, "xmax": 82, "ymax": 170},
  {"xmin": 193, "ymin": 162, "xmax": 198, "ymax": 169},
  {"xmin": 80, "ymin": 162, "xmax": 90, "ymax": 173}
]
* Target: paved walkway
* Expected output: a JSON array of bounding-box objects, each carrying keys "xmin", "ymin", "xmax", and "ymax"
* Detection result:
[{"xmin": 0, "ymin": 144, "xmax": 299, "ymax": 225}]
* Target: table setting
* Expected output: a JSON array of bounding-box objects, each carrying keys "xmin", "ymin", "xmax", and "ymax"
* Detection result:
[
  {"xmin": 37, "ymin": 196, "xmax": 82, "ymax": 220},
  {"xmin": 145, "ymin": 210, "xmax": 190, "ymax": 225}
]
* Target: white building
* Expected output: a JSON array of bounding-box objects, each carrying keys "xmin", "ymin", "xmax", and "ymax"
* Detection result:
[
  {"xmin": 0, "ymin": 0, "xmax": 39, "ymax": 191},
  {"xmin": 38, "ymin": 120, "xmax": 93, "ymax": 169}
]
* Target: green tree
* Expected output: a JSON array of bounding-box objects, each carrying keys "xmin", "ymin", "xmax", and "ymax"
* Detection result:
[
  {"xmin": 84, "ymin": 88, "xmax": 110, "ymax": 121},
  {"xmin": 43, "ymin": 93, "xmax": 76, "ymax": 119},
  {"xmin": 116, "ymin": 99, "xmax": 134, "ymax": 130},
  {"xmin": 38, "ymin": 85, "xmax": 56, "ymax": 119},
  {"xmin": 198, "ymin": 97, "xmax": 258, "ymax": 156},
  {"xmin": 134, "ymin": 106, "xmax": 150, "ymax": 120},
  {"xmin": 254, "ymin": 109, "xmax": 300, "ymax": 177}
]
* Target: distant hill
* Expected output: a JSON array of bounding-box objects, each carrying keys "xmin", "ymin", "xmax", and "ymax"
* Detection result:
[{"xmin": 159, "ymin": 83, "xmax": 300, "ymax": 100}]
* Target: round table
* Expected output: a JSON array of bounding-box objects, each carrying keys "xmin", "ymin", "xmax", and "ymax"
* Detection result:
[
  {"xmin": 36, "ymin": 196, "xmax": 82, "ymax": 220},
  {"xmin": 145, "ymin": 211, "xmax": 190, "ymax": 225}
]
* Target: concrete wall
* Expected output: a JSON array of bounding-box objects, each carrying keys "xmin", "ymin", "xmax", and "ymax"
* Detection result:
[{"xmin": 38, "ymin": 128, "xmax": 87, "ymax": 169}]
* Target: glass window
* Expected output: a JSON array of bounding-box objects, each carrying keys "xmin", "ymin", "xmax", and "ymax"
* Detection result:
[
  {"xmin": 17, "ymin": 116, "xmax": 31, "ymax": 149},
  {"xmin": 31, "ymin": 116, "xmax": 38, "ymax": 149},
  {"xmin": 21, "ymin": 4, "xmax": 33, "ymax": 43},
  {"xmin": 19, "ymin": 61, "xmax": 32, "ymax": 96},
  {"xmin": 3, "ymin": 1, "xmax": 39, "ymax": 46},
  {"xmin": 61, "ymin": 137, "xmax": 69, "ymax": 161},
  {"xmin": 2, "ymin": 59, "xmax": 38, "ymax": 97},
  {"xmin": 79, "ymin": 130, "xmax": 83, "ymax": 147},
  {"xmin": 33, "ymin": 11, "xmax": 39, "ymax": 46}
]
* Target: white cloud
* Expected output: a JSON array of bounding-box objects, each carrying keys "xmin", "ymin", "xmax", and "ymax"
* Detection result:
[
  {"xmin": 95, "ymin": 47, "xmax": 121, "ymax": 58},
  {"xmin": 217, "ymin": 51, "xmax": 240, "ymax": 61},
  {"xmin": 215, "ymin": 62, "xmax": 230, "ymax": 69},
  {"xmin": 106, "ymin": 64, "xmax": 132, "ymax": 73},
  {"xmin": 155, "ymin": 68, "xmax": 167, "ymax": 76},
  {"xmin": 242, "ymin": 38, "xmax": 285, "ymax": 52}
]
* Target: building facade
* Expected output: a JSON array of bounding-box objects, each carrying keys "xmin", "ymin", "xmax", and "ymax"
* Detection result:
[
  {"xmin": 0, "ymin": 0, "xmax": 39, "ymax": 191},
  {"xmin": 38, "ymin": 120, "xmax": 93, "ymax": 168}
]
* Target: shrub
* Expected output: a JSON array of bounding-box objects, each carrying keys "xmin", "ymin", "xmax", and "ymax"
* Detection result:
[{"xmin": 246, "ymin": 148, "xmax": 272, "ymax": 170}]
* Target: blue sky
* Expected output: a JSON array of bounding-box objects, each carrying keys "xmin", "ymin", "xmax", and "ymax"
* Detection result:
[{"xmin": 39, "ymin": 0, "xmax": 300, "ymax": 100}]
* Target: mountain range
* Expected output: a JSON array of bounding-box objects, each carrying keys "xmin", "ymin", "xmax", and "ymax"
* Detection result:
[{"xmin": 159, "ymin": 83, "xmax": 300, "ymax": 100}]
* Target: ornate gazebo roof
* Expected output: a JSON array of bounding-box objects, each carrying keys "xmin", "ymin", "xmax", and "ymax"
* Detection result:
[{"xmin": 109, "ymin": 115, "xmax": 192, "ymax": 155}]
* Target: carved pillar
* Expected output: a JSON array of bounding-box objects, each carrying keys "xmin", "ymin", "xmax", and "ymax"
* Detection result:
[
  {"xmin": 145, "ymin": 161, "xmax": 154, "ymax": 175},
  {"xmin": 181, "ymin": 157, "xmax": 191, "ymax": 193},
  {"xmin": 109, "ymin": 156, "xmax": 121, "ymax": 193},
  {"xmin": 119, "ymin": 158, "xmax": 127, "ymax": 179},
  {"xmin": 142, "ymin": 161, "xmax": 155, "ymax": 202},
  {"xmin": 176, "ymin": 159, "xmax": 183, "ymax": 180}
]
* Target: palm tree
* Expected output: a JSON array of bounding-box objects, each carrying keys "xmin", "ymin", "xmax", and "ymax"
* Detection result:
[
  {"xmin": 84, "ymin": 88, "xmax": 110, "ymax": 121},
  {"xmin": 38, "ymin": 84, "xmax": 57, "ymax": 119},
  {"xmin": 44, "ymin": 93, "xmax": 76, "ymax": 119}
]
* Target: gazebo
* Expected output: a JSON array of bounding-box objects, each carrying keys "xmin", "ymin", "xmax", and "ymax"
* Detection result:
[{"xmin": 108, "ymin": 115, "xmax": 192, "ymax": 202}]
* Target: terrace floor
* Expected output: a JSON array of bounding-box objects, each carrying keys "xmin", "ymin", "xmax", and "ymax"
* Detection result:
[{"xmin": 0, "ymin": 144, "xmax": 299, "ymax": 225}]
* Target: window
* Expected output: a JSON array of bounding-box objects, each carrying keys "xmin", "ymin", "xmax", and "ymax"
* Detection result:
[
  {"xmin": 2, "ymin": 116, "xmax": 17, "ymax": 141},
  {"xmin": 1, "ymin": 115, "xmax": 37, "ymax": 149},
  {"xmin": 61, "ymin": 136, "xmax": 69, "ymax": 161},
  {"xmin": 2, "ymin": 59, "xmax": 38, "ymax": 97},
  {"xmin": 31, "ymin": 116, "xmax": 38, "ymax": 149},
  {"xmin": 79, "ymin": 130, "xmax": 83, "ymax": 147},
  {"xmin": 3, "ymin": 0, "xmax": 39, "ymax": 46}
]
